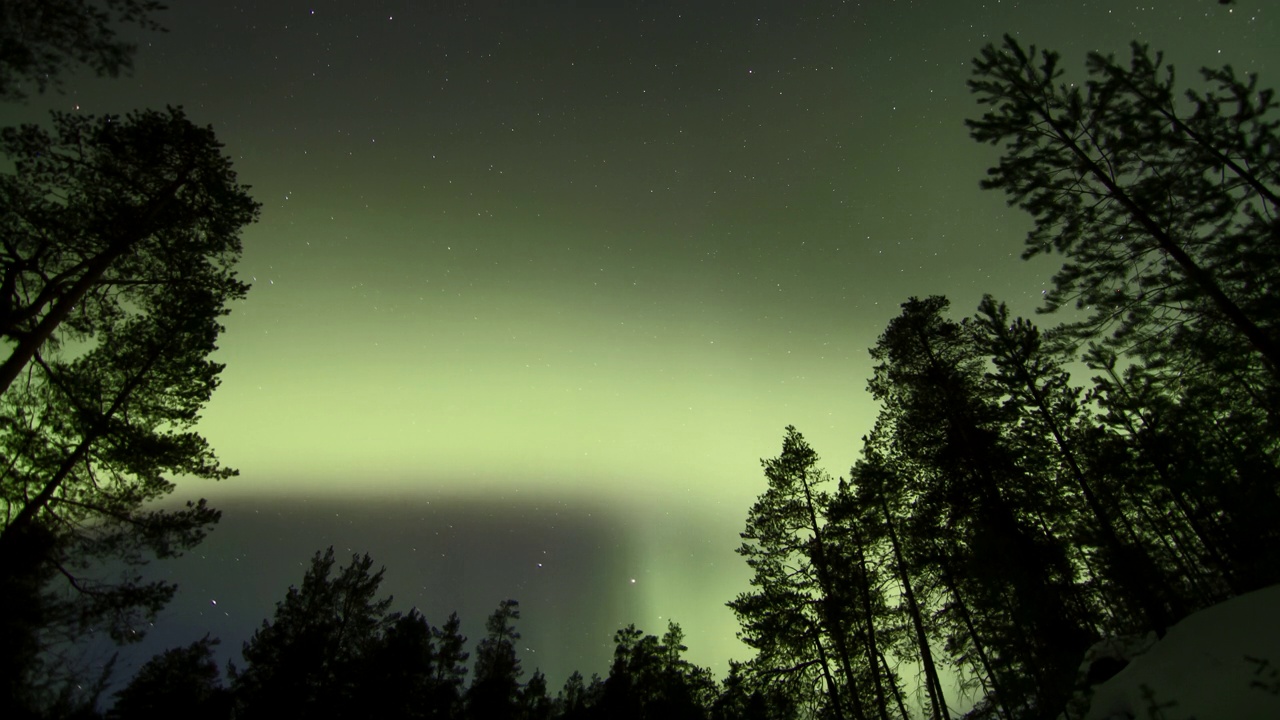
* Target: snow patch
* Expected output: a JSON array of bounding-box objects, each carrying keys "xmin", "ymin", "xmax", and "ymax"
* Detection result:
[{"xmin": 1075, "ymin": 583, "xmax": 1280, "ymax": 720}]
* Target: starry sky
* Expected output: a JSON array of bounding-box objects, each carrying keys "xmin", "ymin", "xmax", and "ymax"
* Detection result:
[{"xmin": 3, "ymin": 0, "xmax": 1273, "ymax": 700}]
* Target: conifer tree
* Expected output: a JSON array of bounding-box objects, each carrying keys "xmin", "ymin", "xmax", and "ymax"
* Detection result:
[
  {"xmin": 0, "ymin": 107, "xmax": 258, "ymax": 397},
  {"xmin": 867, "ymin": 296, "xmax": 1091, "ymax": 718},
  {"xmin": 231, "ymin": 548, "xmax": 397, "ymax": 719},
  {"xmin": 967, "ymin": 35, "xmax": 1280, "ymax": 384},
  {"xmin": 109, "ymin": 636, "xmax": 228, "ymax": 720},
  {"xmin": 0, "ymin": 106, "xmax": 256, "ymax": 710},
  {"xmin": 361, "ymin": 608, "xmax": 460, "ymax": 720},
  {"xmin": 844, "ymin": 452, "xmax": 950, "ymax": 720},
  {"xmin": 968, "ymin": 295, "xmax": 1177, "ymax": 635},
  {"xmin": 598, "ymin": 622, "xmax": 716, "ymax": 720},
  {"xmin": 433, "ymin": 611, "xmax": 471, "ymax": 715},
  {"xmin": 467, "ymin": 599, "xmax": 524, "ymax": 720},
  {"xmin": 520, "ymin": 669, "xmax": 554, "ymax": 720},
  {"xmin": 729, "ymin": 427, "xmax": 871, "ymax": 720}
]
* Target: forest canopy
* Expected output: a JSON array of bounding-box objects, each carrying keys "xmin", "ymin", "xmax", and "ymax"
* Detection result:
[{"xmin": 2, "ymin": 12, "xmax": 1277, "ymax": 720}]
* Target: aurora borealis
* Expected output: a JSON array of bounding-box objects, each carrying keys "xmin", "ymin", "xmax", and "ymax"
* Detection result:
[{"xmin": 4, "ymin": 0, "xmax": 1273, "ymax": 695}]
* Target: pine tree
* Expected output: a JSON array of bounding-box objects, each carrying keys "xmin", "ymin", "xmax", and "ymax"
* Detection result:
[
  {"xmin": 0, "ymin": 107, "xmax": 258, "ymax": 396},
  {"xmin": 231, "ymin": 548, "xmax": 397, "ymax": 719},
  {"xmin": 1081, "ymin": 345, "xmax": 1280, "ymax": 596},
  {"xmin": 867, "ymin": 296, "xmax": 1091, "ymax": 718},
  {"xmin": 968, "ymin": 295, "xmax": 1177, "ymax": 636},
  {"xmin": 467, "ymin": 599, "xmax": 523, "ymax": 720},
  {"xmin": 824, "ymin": 477, "xmax": 904, "ymax": 720},
  {"xmin": 520, "ymin": 669, "xmax": 554, "ymax": 720},
  {"xmin": 361, "ymin": 608, "xmax": 455, "ymax": 720},
  {"xmin": 554, "ymin": 670, "xmax": 603, "ymax": 720},
  {"xmin": 432, "ymin": 612, "xmax": 470, "ymax": 717},
  {"xmin": 0, "ymin": 280, "xmax": 235, "ymax": 711},
  {"xmin": 598, "ymin": 622, "xmax": 716, "ymax": 720},
  {"xmin": 0, "ymin": 105, "xmax": 255, "ymax": 710},
  {"xmin": 729, "ymin": 426, "xmax": 871, "ymax": 720},
  {"xmin": 966, "ymin": 35, "xmax": 1280, "ymax": 384},
  {"xmin": 710, "ymin": 661, "xmax": 797, "ymax": 720},
  {"xmin": 844, "ymin": 452, "xmax": 950, "ymax": 720},
  {"xmin": 109, "ymin": 636, "xmax": 229, "ymax": 720}
]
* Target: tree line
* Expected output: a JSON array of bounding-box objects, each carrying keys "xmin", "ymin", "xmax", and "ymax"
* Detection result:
[
  {"xmin": 103, "ymin": 546, "xmax": 773, "ymax": 720},
  {"xmin": 1, "ymin": 2, "xmax": 1275, "ymax": 717},
  {"xmin": 728, "ymin": 35, "xmax": 1280, "ymax": 720}
]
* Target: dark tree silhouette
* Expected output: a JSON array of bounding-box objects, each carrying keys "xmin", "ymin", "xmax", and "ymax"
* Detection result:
[
  {"xmin": 597, "ymin": 622, "xmax": 717, "ymax": 720},
  {"xmin": 967, "ymin": 35, "xmax": 1280, "ymax": 381},
  {"xmin": 108, "ymin": 635, "xmax": 230, "ymax": 720},
  {"xmin": 231, "ymin": 548, "xmax": 397, "ymax": 719},
  {"xmin": 361, "ymin": 608, "xmax": 467, "ymax": 720},
  {"xmin": 520, "ymin": 669, "xmax": 554, "ymax": 720},
  {"xmin": 466, "ymin": 599, "xmax": 524, "ymax": 720},
  {"xmin": 842, "ymin": 456, "xmax": 950, "ymax": 720},
  {"xmin": 729, "ymin": 427, "xmax": 872, "ymax": 720},
  {"xmin": 1079, "ymin": 343, "xmax": 1280, "ymax": 596},
  {"xmin": 867, "ymin": 296, "xmax": 1092, "ymax": 718},
  {"xmin": 0, "ymin": 104, "xmax": 255, "ymax": 711},
  {"xmin": 823, "ymin": 480, "xmax": 904, "ymax": 720},
  {"xmin": 967, "ymin": 295, "xmax": 1179, "ymax": 636},
  {"xmin": 0, "ymin": 107, "xmax": 257, "ymax": 396},
  {"xmin": 432, "ymin": 611, "xmax": 471, "ymax": 717},
  {"xmin": 554, "ymin": 670, "xmax": 603, "ymax": 720},
  {"xmin": 710, "ymin": 661, "xmax": 797, "ymax": 720},
  {"xmin": 0, "ymin": 0, "xmax": 166, "ymax": 100},
  {"xmin": 0, "ymin": 283, "xmax": 238, "ymax": 711}
]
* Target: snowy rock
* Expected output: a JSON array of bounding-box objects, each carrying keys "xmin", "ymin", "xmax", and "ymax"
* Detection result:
[{"xmin": 1073, "ymin": 583, "xmax": 1280, "ymax": 720}]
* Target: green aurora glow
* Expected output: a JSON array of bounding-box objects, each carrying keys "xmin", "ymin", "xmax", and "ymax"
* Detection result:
[{"xmin": 4, "ymin": 0, "xmax": 1273, "ymax": 690}]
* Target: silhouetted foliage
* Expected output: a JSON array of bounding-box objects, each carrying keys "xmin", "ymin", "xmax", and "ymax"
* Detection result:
[
  {"xmin": 554, "ymin": 670, "xmax": 603, "ymax": 720},
  {"xmin": 0, "ymin": 0, "xmax": 166, "ymax": 101},
  {"xmin": 742, "ymin": 283, "xmax": 1279, "ymax": 718},
  {"xmin": 729, "ymin": 427, "xmax": 879, "ymax": 720},
  {"xmin": 824, "ymin": 476, "xmax": 915, "ymax": 720},
  {"xmin": 231, "ymin": 547, "xmax": 397, "ymax": 719},
  {"xmin": 967, "ymin": 35, "xmax": 1280, "ymax": 384},
  {"xmin": 0, "ymin": 106, "xmax": 258, "ymax": 395},
  {"xmin": 85, "ymin": 31, "xmax": 1280, "ymax": 720},
  {"xmin": 521, "ymin": 669, "xmax": 554, "ymax": 720},
  {"xmin": 710, "ymin": 661, "xmax": 797, "ymax": 720},
  {"xmin": 359, "ymin": 608, "xmax": 455, "ymax": 720},
  {"xmin": 107, "ymin": 548, "xmax": 734, "ymax": 720},
  {"xmin": 433, "ymin": 612, "xmax": 472, "ymax": 716},
  {"xmin": 966, "ymin": 26, "xmax": 1280, "ymax": 655},
  {"xmin": 108, "ymin": 635, "xmax": 229, "ymax": 720},
  {"xmin": 869, "ymin": 296, "xmax": 1094, "ymax": 717},
  {"xmin": 597, "ymin": 622, "xmax": 717, "ymax": 720},
  {"xmin": 967, "ymin": 295, "xmax": 1180, "ymax": 636},
  {"xmin": 0, "ymin": 105, "xmax": 255, "ymax": 715},
  {"xmin": 467, "ymin": 599, "xmax": 524, "ymax": 720}
]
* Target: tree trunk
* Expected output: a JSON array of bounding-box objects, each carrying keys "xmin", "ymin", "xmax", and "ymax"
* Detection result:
[
  {"xmin": 880, "ymin": 492, "xmax": 949, "ymax": 720},
  {"xmin": 0, "ymin": 171, "xmax": 191, "ymax": 397},
  {"xmin": 878, "ymin": 647, "xmax": 912, "ymax": 720},
  {"xmin": 814, "ymin": 631, "xmax": 847, "ymax": 720},
  {"xmin": 801, "ymin": 474, "xmax": 868, "ymax": 720},
  {"xmin": 854, "ymin": 534, "xmax": 890, "ymax": 720},
  {"xmin": 938, "ymin": 559, "xmax": 1014, "ymax": 720},
  {"xmin": 1027, "ymin": 91, "xmax": 1280, "ymax": 378},
  {"xmin": 995, "ymin": 330, "xmax": 1173, "ymax": 636}
]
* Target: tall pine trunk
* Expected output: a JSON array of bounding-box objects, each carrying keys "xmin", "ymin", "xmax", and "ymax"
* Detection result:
[{"xmin": 878, "ymin": 489, "xmax": 949, "ymax": 720}]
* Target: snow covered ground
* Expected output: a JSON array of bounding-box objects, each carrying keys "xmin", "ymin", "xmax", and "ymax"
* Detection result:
[{"xmin": 1077, "ymin": 582, "xmax": 1280, "ymax": 719}]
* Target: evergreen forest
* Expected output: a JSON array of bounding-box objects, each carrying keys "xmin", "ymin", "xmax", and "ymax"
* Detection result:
[{"xmin": 0, "ymin": 5, "xmax": 1276, "ymax": 720}]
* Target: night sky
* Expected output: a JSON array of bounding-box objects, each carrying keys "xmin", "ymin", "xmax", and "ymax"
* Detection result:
[{"xmin": 3, "ymin": 0, "xmax": 1273, "ymax": 699}]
